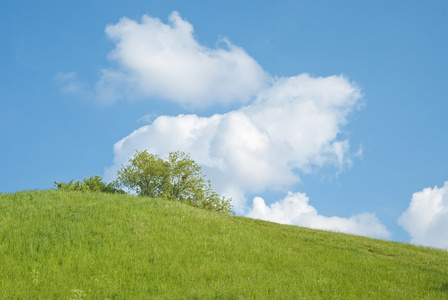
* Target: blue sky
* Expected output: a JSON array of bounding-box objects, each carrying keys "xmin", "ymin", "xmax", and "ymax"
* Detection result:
[{"xmin": 1, "ymin": 1, "xmax": 447, "ymax": 248}]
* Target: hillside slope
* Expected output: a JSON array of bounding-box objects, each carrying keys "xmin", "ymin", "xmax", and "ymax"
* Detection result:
[{"xmin": 1, "ymin": 190, "xmax": 447, "ymax": 299}]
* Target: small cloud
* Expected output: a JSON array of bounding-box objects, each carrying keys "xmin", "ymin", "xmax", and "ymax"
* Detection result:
[
  {"xmin": 398, "ymin": 181, "xmax": 448, "ymax": 249},
  {"xmin": 246, "ymin": 191, "xmax": 392, "ymax": 239},
  {"xmin": 55, "ymin": 72, "xmax": 84, "ymax": 94},
  {"xmin": 355, "ymin": 146, "xmax": 363, "ymax": 159},
  {"xmin": 137, "ymin": 113, "xmax": 157, "ymax": 124},
  {"xmin": 55, "ymin": 72, "xmax": 76, "ymax": 82}
]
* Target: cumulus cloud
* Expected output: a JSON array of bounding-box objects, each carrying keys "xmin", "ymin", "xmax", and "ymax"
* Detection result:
[
  {"xmin": 96, "ymin": 11, "xmax": 268, "ymax": 107},
  {"xmin": 96, "ymin": 11, "xmax": 390, "ymax": 238},
  {"xmin": 398, "ymin": 181, "xmax": 448, "ymax": 249},
  {"xmin": 246, "ymin": 191, "xmax": 392, "ymax": 239},
  {"xmin": 104, "ymin": 73, "xmax": 363, "ymax": 213}
]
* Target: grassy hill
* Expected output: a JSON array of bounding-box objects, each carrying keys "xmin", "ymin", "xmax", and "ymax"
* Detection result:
[{"xmin": 1, "ymin": 190, "xmax": 447, "ymax": 299}]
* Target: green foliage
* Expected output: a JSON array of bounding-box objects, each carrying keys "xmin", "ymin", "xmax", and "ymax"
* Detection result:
[
  {"xmin": 116, "ymin": 150, "xmax": 168, "ymax": 197},
  {"xmin": 1, "ymin": 190, "xmax": 448, "ymax": 299},
  {"xmin": 54, "ymin": 175, "xmax": 124, "ymax": 194},
  {"xmin": 117, "ymin": 150, "xmax": 233, "ymax": 214}
]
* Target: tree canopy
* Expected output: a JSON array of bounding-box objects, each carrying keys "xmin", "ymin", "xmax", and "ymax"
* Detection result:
[{"xmin": 116, "ymin": 150, "xmax": 233, "ymax": 214}]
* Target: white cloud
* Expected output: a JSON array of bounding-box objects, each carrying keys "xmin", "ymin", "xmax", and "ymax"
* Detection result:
[
  {"xmin": 245, "ymin": 74, "xmax": 361, "ymax": 170},
  {"xmin": 137, "ymin": 113, "xmax": 158, "ymax": 124},
  {"xmin": 246, "ymin": 191, "xmax": 392, "ymax": 239},
  {"xmin": 55, "ymin": 72, "xmax": 84, "ymax": 94},
  {"xmin": 398, "ymin": 181, "xmax": 448, "ymax": 249},
  {"xmin": 104, "ymin": 73, "xmax": 362, "ymax": 214},
  {"xmin": 96, "ymin": 11, "xmax": 268, "ymax": 107}
]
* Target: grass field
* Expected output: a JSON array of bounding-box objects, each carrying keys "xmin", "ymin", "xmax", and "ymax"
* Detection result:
[{"xmin": 1, "ymin": 190, "xmax": 447, "ymax": 299}]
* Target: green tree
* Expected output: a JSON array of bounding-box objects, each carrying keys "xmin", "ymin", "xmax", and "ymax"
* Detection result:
[
  {"xmin": 116, "ymin": 150, "xmax": 168, "ymax": 197},
  {"xmin": 116, "ymin": 150, "xmax": 233, "ymax": 214}
]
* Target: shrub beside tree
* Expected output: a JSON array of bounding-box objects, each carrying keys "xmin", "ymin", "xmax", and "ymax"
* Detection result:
[{"xmin": 55, "ymin": 150, "xmax": 233, "ymax": 214}]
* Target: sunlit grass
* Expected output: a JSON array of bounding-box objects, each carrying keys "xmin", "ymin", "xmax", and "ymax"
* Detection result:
[{"xmin": 1, "ymin": 190, "xmax": 447, "ymax": 299}]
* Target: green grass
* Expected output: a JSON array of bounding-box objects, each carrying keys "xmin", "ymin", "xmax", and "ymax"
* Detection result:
[{"xmin": 1, "ymin": 190, "xmax": 447, "ymax": 299}]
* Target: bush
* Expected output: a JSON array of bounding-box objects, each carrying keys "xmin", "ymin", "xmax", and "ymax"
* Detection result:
[{"xmin": 54, "ymin": 175, "xmax": 124, "ymax": 194}]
